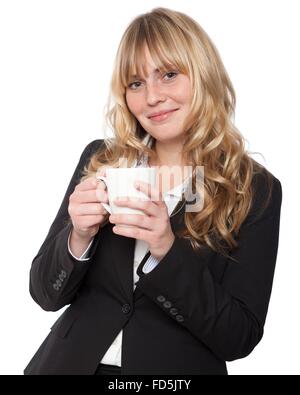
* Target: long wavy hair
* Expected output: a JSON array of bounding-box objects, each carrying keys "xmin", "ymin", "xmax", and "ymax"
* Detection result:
[{"xmin": 81, "ymin": 7, "xmax": 273, "ymax": 259}]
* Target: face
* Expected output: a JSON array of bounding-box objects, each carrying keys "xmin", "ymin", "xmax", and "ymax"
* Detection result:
[{"xmin": 125, "ymin": 46, "xmax": 192, "ymax": 146}]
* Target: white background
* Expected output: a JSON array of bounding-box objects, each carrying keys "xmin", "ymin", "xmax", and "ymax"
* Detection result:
[{"xmin": 0, "ymin": 0, "xmax": 299, "ymax": 375}]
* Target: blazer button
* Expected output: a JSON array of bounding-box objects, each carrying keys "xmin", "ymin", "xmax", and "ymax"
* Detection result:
[
  {"xmin": 56, "ymin": 279, "xmax": 62, "ymax": 287},
  {"xmin": 176, "ymin": 315, "xmax": 184, "ymax": 322},
  {"xmin": 122, "ymin": 304, "xmax": 131, "ymax": 314},
  {"xmin": 157, "ymin": 295, "xmax": 166, "ymax": 303},
  {"xmin": 163, "ymin": 301, "xmax": 172, "ymax": 309},
  {"xmin": 53, "ymin": 283, "xmax": 59, "ymax": 291},
  {"xmin": 60, "ymin": 270, "xmax": 67, "ymax": 278},
  {"xmin": 59, "ymin": 274, "xmax": 65, "ymax": 282},
  {"xmin": 170, "ymin": 308, "xmax": 178, "ymax": 315}
]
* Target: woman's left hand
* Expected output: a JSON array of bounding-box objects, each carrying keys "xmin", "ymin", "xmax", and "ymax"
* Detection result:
[{"xmin": 109, "ymin": 180, "xmax": 175, "ymax": 261}]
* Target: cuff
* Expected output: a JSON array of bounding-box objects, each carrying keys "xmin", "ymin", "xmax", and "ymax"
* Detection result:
[
  {"xmin": 68, "ymin": 230, "xmax": 94, "ymax": 261},
  {"xmin": 142, "ymin": 254, "xmax": 161, "ymax": 273}
]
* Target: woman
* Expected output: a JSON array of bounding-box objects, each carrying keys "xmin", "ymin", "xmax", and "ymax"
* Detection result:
[{"xmin": 24, "ymin": 7, "xmax": 282, "ymax": 375}]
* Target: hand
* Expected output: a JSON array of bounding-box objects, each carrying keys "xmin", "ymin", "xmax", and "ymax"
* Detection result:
[
  {"xmin": 109, "ymin": 180, "xmax": 175, "ymax": 260},
  {"xmin": 68, "ymin": 167, "xmax": 109, "ymax": 241}
]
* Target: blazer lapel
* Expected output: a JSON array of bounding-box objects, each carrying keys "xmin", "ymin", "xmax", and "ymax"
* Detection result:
[
  {"xmin": 109, "ymin": 224, "xmax": 136, "ymax": 304},
  {"xmin": 134, "ymin": 197, "xmax": 187, "ymax": 302},
  {"xmin": 109, "ymin": 197, "xmax": 187, "ymax": 304}
]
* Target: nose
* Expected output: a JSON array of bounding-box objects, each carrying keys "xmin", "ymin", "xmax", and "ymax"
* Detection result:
[{"xmin": 146, "ymin": 81, "xmax": 166, "ymax": 106}]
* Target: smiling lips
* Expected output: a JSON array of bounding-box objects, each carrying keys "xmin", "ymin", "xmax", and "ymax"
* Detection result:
[{"xmin": 148, "ymin": 108, "xmax": 179, "ymax": 122}]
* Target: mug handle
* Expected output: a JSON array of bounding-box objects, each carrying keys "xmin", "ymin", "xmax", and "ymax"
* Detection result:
[{"xmin": 96, "ymin": 175, "xmax": 112, "ymax": 214}]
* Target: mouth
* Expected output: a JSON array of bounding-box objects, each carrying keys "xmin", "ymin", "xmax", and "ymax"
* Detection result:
[{"xmin": 147, "ymin": 108, "xmax": 179, "ymax": 122}]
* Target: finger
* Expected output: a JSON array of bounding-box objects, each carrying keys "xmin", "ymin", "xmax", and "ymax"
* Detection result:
[
  {"xmin": 112, "ymin": 224, "xmax": 151, "ymax": 242},
  {"xmin": 77, "ymin": 203, "xmax": 107, "ymax": 216},
  {"xmin": 76, "ymin": 177, "xmax": 98, "ymax": 192},
  {"xmin": 134, "ymin": 180, "xmax": 164, "ymax": 206},
  {"xmin": 109, "ymin": 213, "xmax": 153, "ymax": 230},
  {"xmin": 76, "ymin": 214, "xmax": 107, "ymax": 228},
  {"xmin": 95, "ymin": 187, "xmax": 109, "ymax": 203},
  {"xmin": 96, "ymin": 179, "xmax": 107, "ymax": 191},
  {"xmin": 113, "ymin": 197, "xmax": 159, "ymax": 217},
  {"xmin": 76, "ymin": 189, "xmax": 108, "ymax": 204}
]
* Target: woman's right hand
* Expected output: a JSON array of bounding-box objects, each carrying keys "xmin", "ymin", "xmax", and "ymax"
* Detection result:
[{"xmin": 68, "ymin": 168, "xmax": 109, "ymax": 241}]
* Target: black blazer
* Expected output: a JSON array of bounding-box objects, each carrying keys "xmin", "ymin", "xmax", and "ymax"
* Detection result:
[{"xmin": 24, "ymin": 139, "xmax": 282, "ymax": 375}]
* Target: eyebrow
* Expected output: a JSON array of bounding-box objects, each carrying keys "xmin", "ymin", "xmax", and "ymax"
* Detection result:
[{"xmin": 130, "ymin": 68, "xmax": 161, "ymax": 79}]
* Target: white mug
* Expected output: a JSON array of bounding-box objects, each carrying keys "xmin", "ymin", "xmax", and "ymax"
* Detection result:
[{"xmin": 96, "ymin": 167, "xmax": 157, "ymax": 216}]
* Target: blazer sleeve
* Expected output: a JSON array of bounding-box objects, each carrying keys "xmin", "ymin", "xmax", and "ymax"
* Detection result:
[
  {"xmin": 29, "ymin": 139, "xmax": 104, "ymax": 312},
  {"xmin": 136, "ymin": 172, "xmax": 282, "ymax": 361}
]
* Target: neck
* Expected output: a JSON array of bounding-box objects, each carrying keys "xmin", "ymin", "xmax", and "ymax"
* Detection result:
[
  {"xmin": 148, "ymin": 140, "xmax": 188, "ymax": 194},
  {"xmin": 150, "ymin": 139, "xmax": 185, "ymax": 168}
]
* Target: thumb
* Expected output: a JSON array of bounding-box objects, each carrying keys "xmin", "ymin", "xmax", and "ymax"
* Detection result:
[{"xmin": 96, "ymin": 165, "xmax": 109, "ymax": 179}]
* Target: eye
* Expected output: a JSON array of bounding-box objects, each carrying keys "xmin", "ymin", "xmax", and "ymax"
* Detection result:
[
  {"xmin": 163, "ymin": 71, "xmax": 178, "ymax": 80},
  {"xmin": 128, "ymin": 81, "xmax": 142, "ymax": 90}
]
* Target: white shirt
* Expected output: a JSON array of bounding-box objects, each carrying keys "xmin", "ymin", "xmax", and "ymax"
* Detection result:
[{"xmin": 68, "ymin": 138, "xmax": 189, "ymax": 367}]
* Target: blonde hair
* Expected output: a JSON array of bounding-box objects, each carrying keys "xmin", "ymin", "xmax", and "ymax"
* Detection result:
[{"xmin": 82, "ymin": 7, "xmax": 273, "ymax": 258}]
